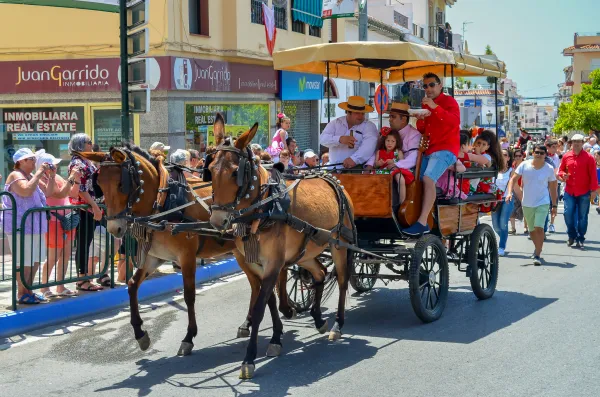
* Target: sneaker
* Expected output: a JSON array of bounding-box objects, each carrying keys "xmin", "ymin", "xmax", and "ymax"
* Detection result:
[
  {"xmin": 567, "ymin": 239, "xmax": 575, "ymax": 247},
  {"xmin": 576, "ymin": 241, "xmax": 584, "ymax": 249},
  {"xmin": 549, "ymin": 224, "xmax": 555, "ymax": 233},
  {"xmin": 533, "ymin": 256, "xmax": 543, "ymax": 266},
  {"xmin": 498, "ymin": 248, "xmax": 506, "ymax": 256},
  {"xmin": 596, "ymin": 207, "xmax": 600, "ymax": 215},
  {"xmin": 402, "ymin": 222, "xmax": 431, "ymax": 237},
  {"xmin": 508, "ymin": 229, "xmax": 516, "ymax": 235},
  {"xmin": 524, "ymin": 229, "xmax": 529, "ymax": 236}
]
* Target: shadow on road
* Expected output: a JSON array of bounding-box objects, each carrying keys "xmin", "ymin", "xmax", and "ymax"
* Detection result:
[{"xmin": 91, "ymin": 286, "xmax": 556, "ymax": 397}]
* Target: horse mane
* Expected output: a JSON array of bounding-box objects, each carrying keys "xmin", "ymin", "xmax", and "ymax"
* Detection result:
[{"xmin": 110, "ymin": 142, "xmax": 160, "ymax": 170}]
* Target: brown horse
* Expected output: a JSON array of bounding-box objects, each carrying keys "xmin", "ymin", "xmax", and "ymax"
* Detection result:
[
  {"xmin": 208, "ymin": 115, "xmax": 355, "ymax": 379},
  {"xmin": 77, "ymin": 146, "xmax": 295, "ymax": 357}
]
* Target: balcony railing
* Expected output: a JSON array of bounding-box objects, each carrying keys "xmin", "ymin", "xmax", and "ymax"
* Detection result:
[
  {"xmin": 428, "ymin": 25, "xmax": 452, "ymax": 49},
  {"xmin": 581, "ymin": 70, "xmax": 593, "ymax": 84}
]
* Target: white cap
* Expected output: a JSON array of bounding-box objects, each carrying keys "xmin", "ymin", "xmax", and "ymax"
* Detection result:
[
  {"xmin": 150, "ymin": 142, "xmax": 171, "ymax": 151},
  {"xmin": 35, "ymin": 149, "xmax": 62, "ymax": 169},
  {"xmin": 303, "ymin": 150, "xmax": 318, "ymax": 160},
  {"xmin": 570, "ymin": 134, "xmax": 585, "ymax": 141},
  {"xmin": 12, "ymin": 148, "xmax": 36, "ymax": 163}
]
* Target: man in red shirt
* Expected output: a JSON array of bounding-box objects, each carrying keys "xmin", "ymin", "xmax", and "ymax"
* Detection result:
[
  {"xmin": 557, "ymin": 134, "xmax": 599, "ymax": 248},
  {"xmin": 404, "ymin": 73, "xmax": 460, "ymax": 236}
]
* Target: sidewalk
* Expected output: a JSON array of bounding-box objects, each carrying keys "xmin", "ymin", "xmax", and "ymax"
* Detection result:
[{"xmin": 0, "ymin": 256, "xmax": 240, "ymax": 339}]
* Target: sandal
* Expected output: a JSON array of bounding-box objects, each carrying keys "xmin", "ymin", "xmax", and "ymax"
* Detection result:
[
  {"xmin": 34, "ymin": 293, "xmax": 49, "ymax": 303},
  {"xmin": 42, "ymin": 290, "xmax": 55, "ymax": 299},
  {"xmin": 76, "ymin": 281, "xmax": 104, "ymax": 292},
  {"xmin": 18, "ymin": 293, "xmax": 40, "ymax": 305},
  {"xmin": 56, "ymin": 288, "xmax": 78, "ymax": 297},
  {"xmin": 96, "ymin": 274, "xmax": 112, "ymax": 287},
  {"xmin": 508, "ymin": 229, "xmax": 516, "ymax": 235}
]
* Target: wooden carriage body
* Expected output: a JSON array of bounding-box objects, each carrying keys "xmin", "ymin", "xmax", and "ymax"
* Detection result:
[{"xmin": 336, "ymin": 167, "xmax": 499, "ymax": 239}]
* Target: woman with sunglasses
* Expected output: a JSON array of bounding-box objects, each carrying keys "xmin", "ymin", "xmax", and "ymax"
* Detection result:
[
  {"xmin": 1, "ymin": 148, "xmax": 50, "ymax": 304},
  {"xmin": 491, "ymin": 149, "xmax": 515, "ymax": 256},
  {"xmin": 68, "ymin": 133, "xmax": 104, "ymax": 292},
  {"xmin": 509, "ymin": 149, "xmax": 525, "ymax": 235}
]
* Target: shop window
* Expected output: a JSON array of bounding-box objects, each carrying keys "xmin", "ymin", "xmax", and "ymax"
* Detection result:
[
  {"xmin": 189, "ymin": 0, "xmax": 209, "ymax": 36},
  {"xmin": 0, "ymin": 106, "xmax": 85, "ymax": 179},
  {"xmin": 92, "ymin": 108, "xmax": 134, "ymax": 151},
  {"xmin": 185, "ymin": 103, "xmax": 270, "ymax": 155}
]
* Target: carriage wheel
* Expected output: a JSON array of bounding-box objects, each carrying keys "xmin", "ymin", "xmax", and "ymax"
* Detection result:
[
  {"xmin": 285, "ymin": 251, "xmax": 334, "ymax": 313},
  {"xmin": 468, "ymin": 224, "xmax": 499, "ymax": 300},
  {"xmin": 286, "ymin": 265, "xmax": 316, "ymax": 313},
  {"xmin": 349, "ymin": 253, "xmax": 380, "ymax": 293},
  {"xmin": 408, "ymin": 234, "xmax": 449, "ymax": 323}
]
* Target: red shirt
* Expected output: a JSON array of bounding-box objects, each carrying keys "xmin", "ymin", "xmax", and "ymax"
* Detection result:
[
  {"xmin": 458, "ymin": 153, "xmax": 472, "ymax": 194},
  {"xmin": 416, "ymin": 92, "xmax": 460, "ymax": 157},
  {"xmin": 558, "ymin": 150, "xmax": 599, "ymax": 197}
]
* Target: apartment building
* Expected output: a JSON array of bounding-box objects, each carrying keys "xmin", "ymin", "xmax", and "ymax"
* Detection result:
[{"xmin": 562, "ymin": 32, "xmax": 600, "ymax": 95}]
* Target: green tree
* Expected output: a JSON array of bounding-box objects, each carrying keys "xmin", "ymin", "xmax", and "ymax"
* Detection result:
[
  {"xmin": 554, "ymin": 69, "xmax": 600, "ymax": 134},
  {"xmin": 485, "ymin": 45, "xmax": 493, "ymax": 55}
]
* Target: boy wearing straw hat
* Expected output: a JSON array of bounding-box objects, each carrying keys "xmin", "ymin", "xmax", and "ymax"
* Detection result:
[{"xmin": 320, "ymin": 96, "xmax": 379, "ymax": 169}]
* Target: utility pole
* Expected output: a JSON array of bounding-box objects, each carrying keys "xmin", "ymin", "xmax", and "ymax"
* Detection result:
[
  {"xmin": 358, "ymin": 0, "xmax": 369, "ymax": 101},
  {"xmin": 462, "ymin": 21, "xmax": 472, "ymax": 52},
  {"xmin": 119, "ymin": 0, "xmax": 130, "ymax": 142}
]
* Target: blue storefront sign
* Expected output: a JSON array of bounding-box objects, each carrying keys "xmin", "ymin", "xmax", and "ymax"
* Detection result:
[
  {"xmin": 279, "ymin": 71, "xmax": 322, "ymax": 100},
  {"xmin": 464, "ymin": 99, "xmax": 483, "ymax": 107}
]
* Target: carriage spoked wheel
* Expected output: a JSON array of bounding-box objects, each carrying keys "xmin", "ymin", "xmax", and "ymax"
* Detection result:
[
  {"xmin": 468, "ymin": 224, "xmax": 499, "ymax": 300},
  {"xmin": 349, "ymin": 253, "xmax": 381, "ymax": 293},
  {"xmin": 408, "ymin": 234, "xmax": 449, "ymax": 323},
  {"xmin": 285, "ymin": 251, "xmax": 334, "ymax": 313}
]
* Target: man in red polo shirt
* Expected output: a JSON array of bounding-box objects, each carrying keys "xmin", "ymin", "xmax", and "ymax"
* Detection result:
[
  {"xmin": 404, "ymin": 72, "xmax": 460, "ymax": 236},
  {"xmin": 558, "ymin": 134, "xmax": 599, "ymax": 248}
]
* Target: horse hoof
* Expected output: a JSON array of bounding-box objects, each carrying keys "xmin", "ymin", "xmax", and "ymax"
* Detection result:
[
  {"xmin": 318, "ymin": 319, "xmax": 328, "ymax": 334},
  {"xmin": 177, "ymin": 341, "xmax": 194, "ymax": 356},
  {"xmin": 137, "ymin": 332, "xmax": 151, "ymax": 351},
  {"xmin": 266, "ymin": 343, "xmax": 282, "ymax": 357},
  {"xmin": 328, "ymin": 330, "xmax": 342, "ymax": 341},
  {"xmin": 239, "ymin": 363, "xmax": 255, "ymax": 379},
  {"xmin": 237, "ymin": 327, "xmax": 250, "ymax": 338}
]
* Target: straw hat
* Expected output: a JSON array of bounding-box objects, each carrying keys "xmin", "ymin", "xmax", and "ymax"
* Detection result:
[
  {"xmin": 384, "ymin": 102, "xmax": 411, "ymax": 117},
  {"xmin": 338, "ymin": 96, "xmax": 374, "ymax": 113}
]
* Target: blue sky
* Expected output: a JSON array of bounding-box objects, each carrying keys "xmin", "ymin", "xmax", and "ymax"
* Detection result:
[{"xmin": 447, "ymin": 0, "xmax": 598, "ymax": 103}]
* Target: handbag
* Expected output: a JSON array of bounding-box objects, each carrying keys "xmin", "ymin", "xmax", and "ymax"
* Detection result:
[{"xmin": 51, "ymin": 210, "xmax": 81, "ymax": 231}]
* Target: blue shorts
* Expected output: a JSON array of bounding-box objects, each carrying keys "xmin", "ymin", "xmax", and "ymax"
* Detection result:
[{"xmin": 420, "ymin": 150, "xmax": 457, "ymax": 183}]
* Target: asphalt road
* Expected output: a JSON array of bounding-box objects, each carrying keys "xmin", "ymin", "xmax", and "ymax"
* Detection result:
[{"xmin": 1, "ymin": 206, "xmax": 599, "ymax": 397}]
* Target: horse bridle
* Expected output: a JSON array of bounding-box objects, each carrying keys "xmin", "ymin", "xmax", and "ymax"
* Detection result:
[
  {"xmin": 101, "ymin": 149, "xmax": 144, "ymax": 221},
  {"xmin": 210, "ymin": 143, "xmax": 258, "ymax": 216}
]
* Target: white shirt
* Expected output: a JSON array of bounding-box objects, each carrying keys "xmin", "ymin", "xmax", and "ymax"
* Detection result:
[
  {"xmin": 365, "ymin": 124, "xmax": 422, "ymax": 169},
  {"xmin": 549, "ymin": 153, "xmax": 560, "ymax": 170},
  {"xmin": 320, "ymin": 116, "xmax": 379, "ymax": 167},
  {"xmin": 515, "ymin": 160, "xmax": 557, "ymax": 207},
  {"xmin": 494, "ymin": 167, "xmax": 513, "ymax": 197}
]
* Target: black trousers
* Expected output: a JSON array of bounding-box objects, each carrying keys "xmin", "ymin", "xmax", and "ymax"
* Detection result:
[{"xmin": 75, "ymin": 210, "xmax": 96, "ymax": 275}]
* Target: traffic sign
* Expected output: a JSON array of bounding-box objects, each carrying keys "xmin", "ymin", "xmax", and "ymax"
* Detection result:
[{"xmin": 374, "ymin": 84, "xmax": 389, "ymax": 114}]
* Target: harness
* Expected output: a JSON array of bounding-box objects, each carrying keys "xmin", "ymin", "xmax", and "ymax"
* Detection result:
[
  {"xmin": 102, "ymin": 150, "xmax": 143, "ymax": 221},
  {"xmin": 210, "ymin": 142, "xmax": 357, "ymax": 266}
]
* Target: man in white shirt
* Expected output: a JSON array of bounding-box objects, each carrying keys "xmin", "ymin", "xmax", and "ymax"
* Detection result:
[
  {"xmin": 583, "ymin": 137, "xmax": 600, "ymax": 153},
  {"xmin": 506, "ymin": 144, "xmax": 558, "ymax": 266},
  {"xmin": 320, "ymin": 96, "xmax": 379, "ymax": 169}
]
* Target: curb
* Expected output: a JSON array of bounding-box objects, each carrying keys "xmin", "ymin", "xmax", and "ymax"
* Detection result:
[{"xmin": 0, "ymin": 257, "xmax": 240, "ymax": 339}]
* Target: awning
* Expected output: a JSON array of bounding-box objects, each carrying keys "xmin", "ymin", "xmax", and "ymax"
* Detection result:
[{"xmin": 292, "ymin": 0, "xmax": 323, "ymax": 28}]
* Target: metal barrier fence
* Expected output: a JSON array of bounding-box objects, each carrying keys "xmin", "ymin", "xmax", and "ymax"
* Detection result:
[
  {"xmin": 0, "ymin": 192, "xmax": 17, "ymax": 283},
  {"xmin": 0, "ymin": 192, "xmax": 120, "ymax": 310}
]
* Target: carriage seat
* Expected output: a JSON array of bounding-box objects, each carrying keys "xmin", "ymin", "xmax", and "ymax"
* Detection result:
[{"xmin": 455, "ymin": 166, "xmax": 498, "ymax": 180}]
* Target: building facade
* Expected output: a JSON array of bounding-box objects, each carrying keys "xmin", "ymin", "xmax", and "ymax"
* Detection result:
[
  {"xmin": 562, "ymin": 32, "xmax": 600, "ymax": 95},
  {"xmin": 0, "ymin": 0, "xmax": 330, "ymax": 178}
]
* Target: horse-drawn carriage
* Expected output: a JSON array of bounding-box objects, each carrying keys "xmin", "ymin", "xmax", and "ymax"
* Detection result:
[{"xmin": 273, "ymin": 41, "xmax": 507, "ymax": 323}]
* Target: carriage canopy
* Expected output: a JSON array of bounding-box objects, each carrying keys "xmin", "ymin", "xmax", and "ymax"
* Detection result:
[{"xmin": 272, "ymin": 41, "xmax": 507, "ymax": 82}]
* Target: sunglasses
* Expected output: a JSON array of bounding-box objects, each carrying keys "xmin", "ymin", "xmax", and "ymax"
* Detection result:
[
  {"xmin": 534, "ymin": 151, "xmax": 546, "ymax": 155},
  {"xmin": 424, "ymin": 82, "xmax": 438, "ymax": 88},
  {"xmin": 514, "ymin": 154, "xmax": 523, "ymax": 157}
]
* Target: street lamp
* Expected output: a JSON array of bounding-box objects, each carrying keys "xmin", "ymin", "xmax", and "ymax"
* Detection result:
[{"xmin": 486, "ymin": 110, "xmax": 493, "ymax": 128}]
